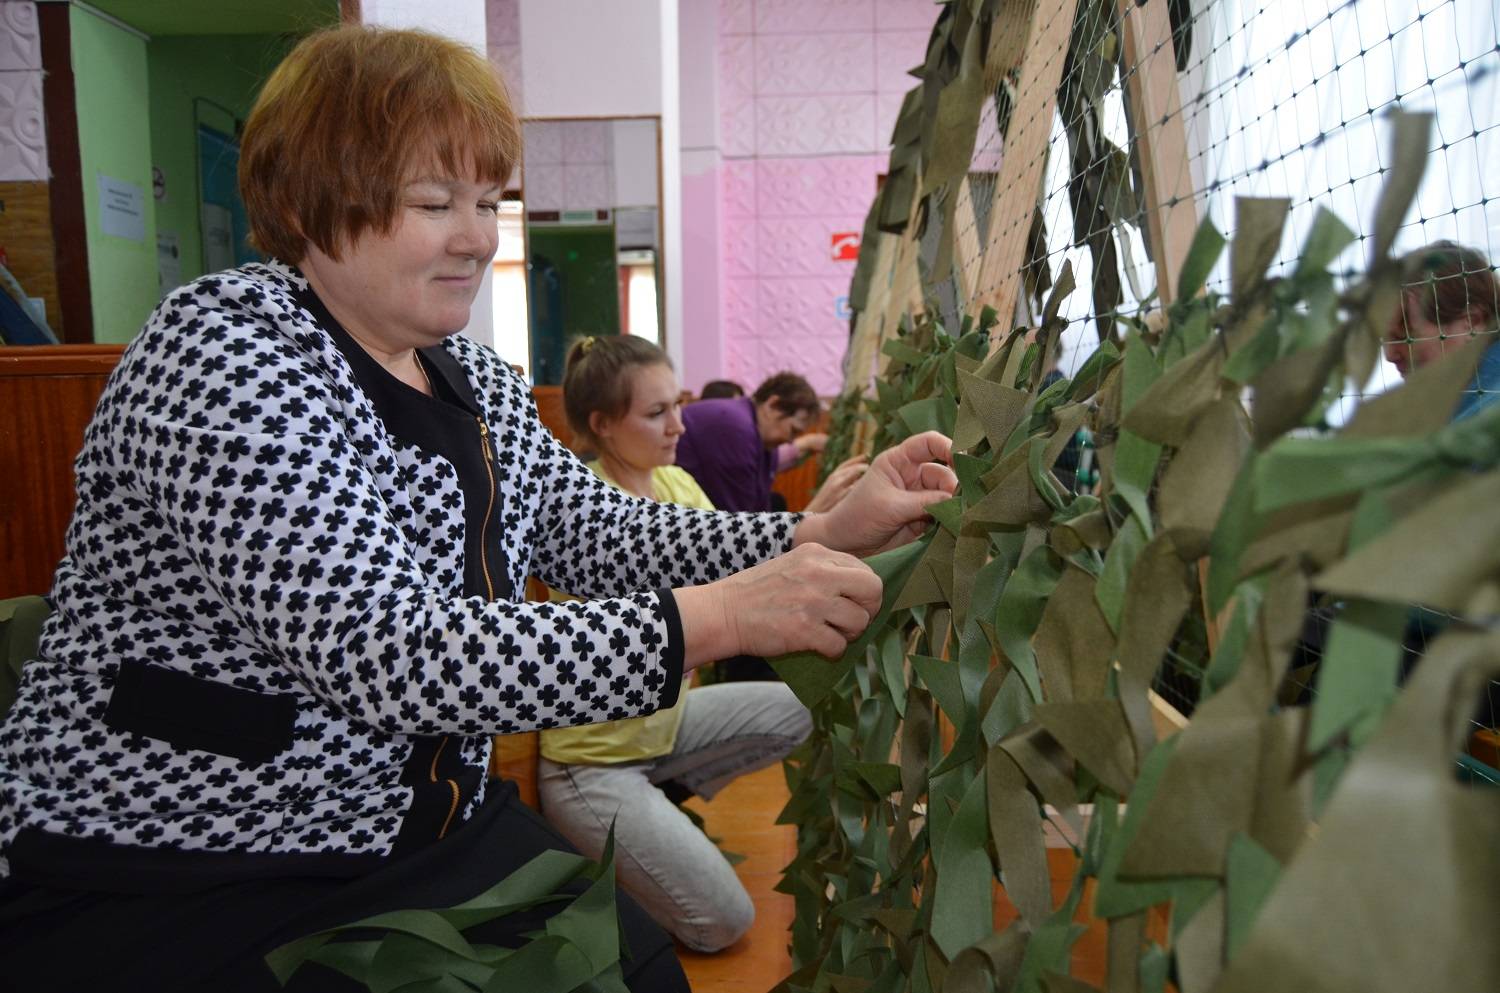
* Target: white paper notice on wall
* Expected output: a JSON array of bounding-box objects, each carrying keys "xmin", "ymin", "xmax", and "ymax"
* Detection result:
[{"xmin": 98, "ymin": 174, "xmax": 147, "ymax": 242}]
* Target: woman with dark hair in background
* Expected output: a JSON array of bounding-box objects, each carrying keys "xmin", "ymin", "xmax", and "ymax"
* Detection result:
[
  {"xmin": 697, "ymin": 378, "xmax": 745, "ymax": 400},
  {"xmin": 676, "ymin": 371, "xmax": 825, "ymax": 514},
  {"xmin": 691, "ymin": 377, "xmax": 866, "ymax": 513}
]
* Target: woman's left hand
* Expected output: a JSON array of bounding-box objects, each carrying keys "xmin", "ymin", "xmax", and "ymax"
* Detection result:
[
  {"xmin": 803, "ymin": 455, "xmax": 868, "ymax": 514},
  {"xmin": 793, "ymin": 431, "xmax": 957, "ymax": 558}
]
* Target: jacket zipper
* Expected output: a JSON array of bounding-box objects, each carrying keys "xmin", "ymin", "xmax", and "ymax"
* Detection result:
[
  {"xmin": 433, "ymin": 418, "xmax": 500, "ymax": 841},
  {"xmin": 477, "ymin": 419, "xmax": 497, "ymax": 601},
  {"xmin": 430, "ymin": 736, "xmax": 461, "ymax": 840}
]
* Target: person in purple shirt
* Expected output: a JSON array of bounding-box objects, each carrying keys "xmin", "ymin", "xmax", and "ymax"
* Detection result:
[
  {"xmin": 677, "ymin": 372, "xmax": 823, "ymax": 513},
  {"xmin": 695, "ymin": 379, "xmax": 828, "ymax": 482}
]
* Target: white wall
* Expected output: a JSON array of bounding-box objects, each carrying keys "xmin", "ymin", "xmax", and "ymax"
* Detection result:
[
  {"xmin": 360, "ymin": 0, "xmax": 487, "ymax": 47},
  {"xmin": 612, "ymin": 119, "xmax": 658, "ymax": 207},
  {"xmin": 656, "ymin": 0, "xmax": 681, "ymax": 372},
  {"xmin": 676, "ymin": 0, "xmax": 717, "ymax": 151},
  {"xmin": 614, "ymin": 117, "xmax": 661, "ymax": 251},
  {"xmin": 517, "ymin": 0, "xmax": 681, "ymax": 370},
  {"xmin": 518, "ymin": 0, "xmax": 662, "ymax": 118},
  {"xmin": 675, "ymin": 0, "xmax": 721, "ymax": 390},
  {"xmin": 361, "ymin": 0, "xmax": 496, "ymax": 349}
]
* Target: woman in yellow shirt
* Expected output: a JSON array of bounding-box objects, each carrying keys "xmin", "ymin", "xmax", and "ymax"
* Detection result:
[{"xmin": 538, "ymin": 335, "xmax": 811, "ymax": 952}]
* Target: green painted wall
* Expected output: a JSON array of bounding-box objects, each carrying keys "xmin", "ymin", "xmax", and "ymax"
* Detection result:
[
  {"xmin": 147, "ymin": 33, "xmax": 293, "ymax": 293},
  {"xmin": 72, "ymin": 5, "xmax": 155, "ymax": 344},
  {"xmin": 527, "ymin": 225, "xmax": 623, "ymax": 384}
]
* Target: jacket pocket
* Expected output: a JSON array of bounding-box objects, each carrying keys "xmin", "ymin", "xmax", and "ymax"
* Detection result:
[{"xmin": 102, "ymin": 658, "xmax": 296, "ymax": 765}]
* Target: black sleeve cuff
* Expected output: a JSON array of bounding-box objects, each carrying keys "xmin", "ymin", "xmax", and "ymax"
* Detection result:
[{"xmin": 653, "ymin": 589, "xmax": 685, "ymax": 712}]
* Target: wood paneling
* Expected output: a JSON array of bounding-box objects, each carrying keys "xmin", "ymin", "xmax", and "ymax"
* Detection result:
[
  {"xmin": 0, "ymin": 355, "xmax": 587, "ymax": 600},
  {"xmin": 1471, "ymin": 728, "xmax": 1500, "ymax": 770},
  {"xmin": 771, "ymin": 452, "xmax": 821, "ymax": 513},
  {"xmin": 0, "ymin": 345, "xmax": 124, "ymax": 598},
  {"xmin": 531, "ymin": 384, "xmax": 586, "ymax": 454},
  {"xmin": 771, "ymin": 409, "xmax": 833, "ymax": 513},
  {"xmin": 490, "ymin": 729, "xmax": 541, "ymax": 809},
  {"xmin": 0, "ymin": 181, "xmax": 61, "ymax": 335}
]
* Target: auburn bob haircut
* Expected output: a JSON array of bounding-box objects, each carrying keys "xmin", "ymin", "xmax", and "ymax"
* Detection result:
[{"xmin": 240, "ymin": 25, "xmax": 521, "ymax": 264}]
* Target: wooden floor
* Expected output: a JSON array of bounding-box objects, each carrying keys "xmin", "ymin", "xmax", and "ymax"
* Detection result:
[
  {"xmin": 674, "ymin": 767, "xmax": 1126, "ymax": 992},
  {"xmin": 676, "ymin": 764, "xmax": 797, "ymax": 992}
]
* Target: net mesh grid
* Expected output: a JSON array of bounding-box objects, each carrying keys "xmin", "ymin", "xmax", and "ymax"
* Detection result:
[{"xmin": 929, "ymin": 0, "xmax": 1499, "ymax": 779}]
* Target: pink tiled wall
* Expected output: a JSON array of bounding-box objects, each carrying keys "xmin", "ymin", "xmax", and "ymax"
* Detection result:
[
  {"xmin": 715, "ymin": 0, "xmax": 939, "ymax": 395},
  {"xmin": 522, "ymin": 120, "xmax": 615, "ymax": 211},
  {"xmin": 486, "ymin": 0, "xmax": 523, "ymax": 114}
]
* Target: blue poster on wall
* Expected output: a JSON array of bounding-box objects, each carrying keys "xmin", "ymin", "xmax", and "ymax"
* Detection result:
[{"xmin": 197, "ymin": 125, "xmax": 259, "ymax": 270}]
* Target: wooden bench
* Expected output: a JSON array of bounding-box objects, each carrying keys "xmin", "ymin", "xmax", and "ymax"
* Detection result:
[{"xmin": 0, "ymin": 345, "xmax": 125, "ymax": 601}]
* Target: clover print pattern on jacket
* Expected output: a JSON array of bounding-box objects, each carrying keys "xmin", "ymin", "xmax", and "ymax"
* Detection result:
[{"xmin": 0, "ymin": 261, "xmax": 795, "ymax": 872}]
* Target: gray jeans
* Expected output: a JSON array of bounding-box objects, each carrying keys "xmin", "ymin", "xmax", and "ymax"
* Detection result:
[{"xmin": 537, "ymin": 682, "xmax": 811, "ymax": 952}]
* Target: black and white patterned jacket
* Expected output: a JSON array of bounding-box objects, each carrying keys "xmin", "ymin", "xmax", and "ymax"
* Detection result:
[{"xmin": 0, "ymin": 261, "xmax": 794, "ymax": 881}]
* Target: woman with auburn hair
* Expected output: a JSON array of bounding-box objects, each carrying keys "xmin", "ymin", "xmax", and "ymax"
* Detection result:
[
  {"xmin": 541, "ymin": 335, "xmax": 811, "ymax": 954},
  {"xmin": 0, "ymin": 24, "xmax": 957, "ymax": 993}
]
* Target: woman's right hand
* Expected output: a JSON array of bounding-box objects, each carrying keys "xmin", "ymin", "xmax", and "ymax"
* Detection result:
[{"xmin": 674, "ymin": 543, "xmax": 882, "ymax": 668}]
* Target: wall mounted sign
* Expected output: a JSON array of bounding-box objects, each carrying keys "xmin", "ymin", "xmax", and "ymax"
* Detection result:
[
  {"xmin": 831, "ymin": 232, "xmax": 860, "ymax": 261},
  {"xmin": 99, "ymin": 174, "xmax": 146, "ymax": 242}
]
